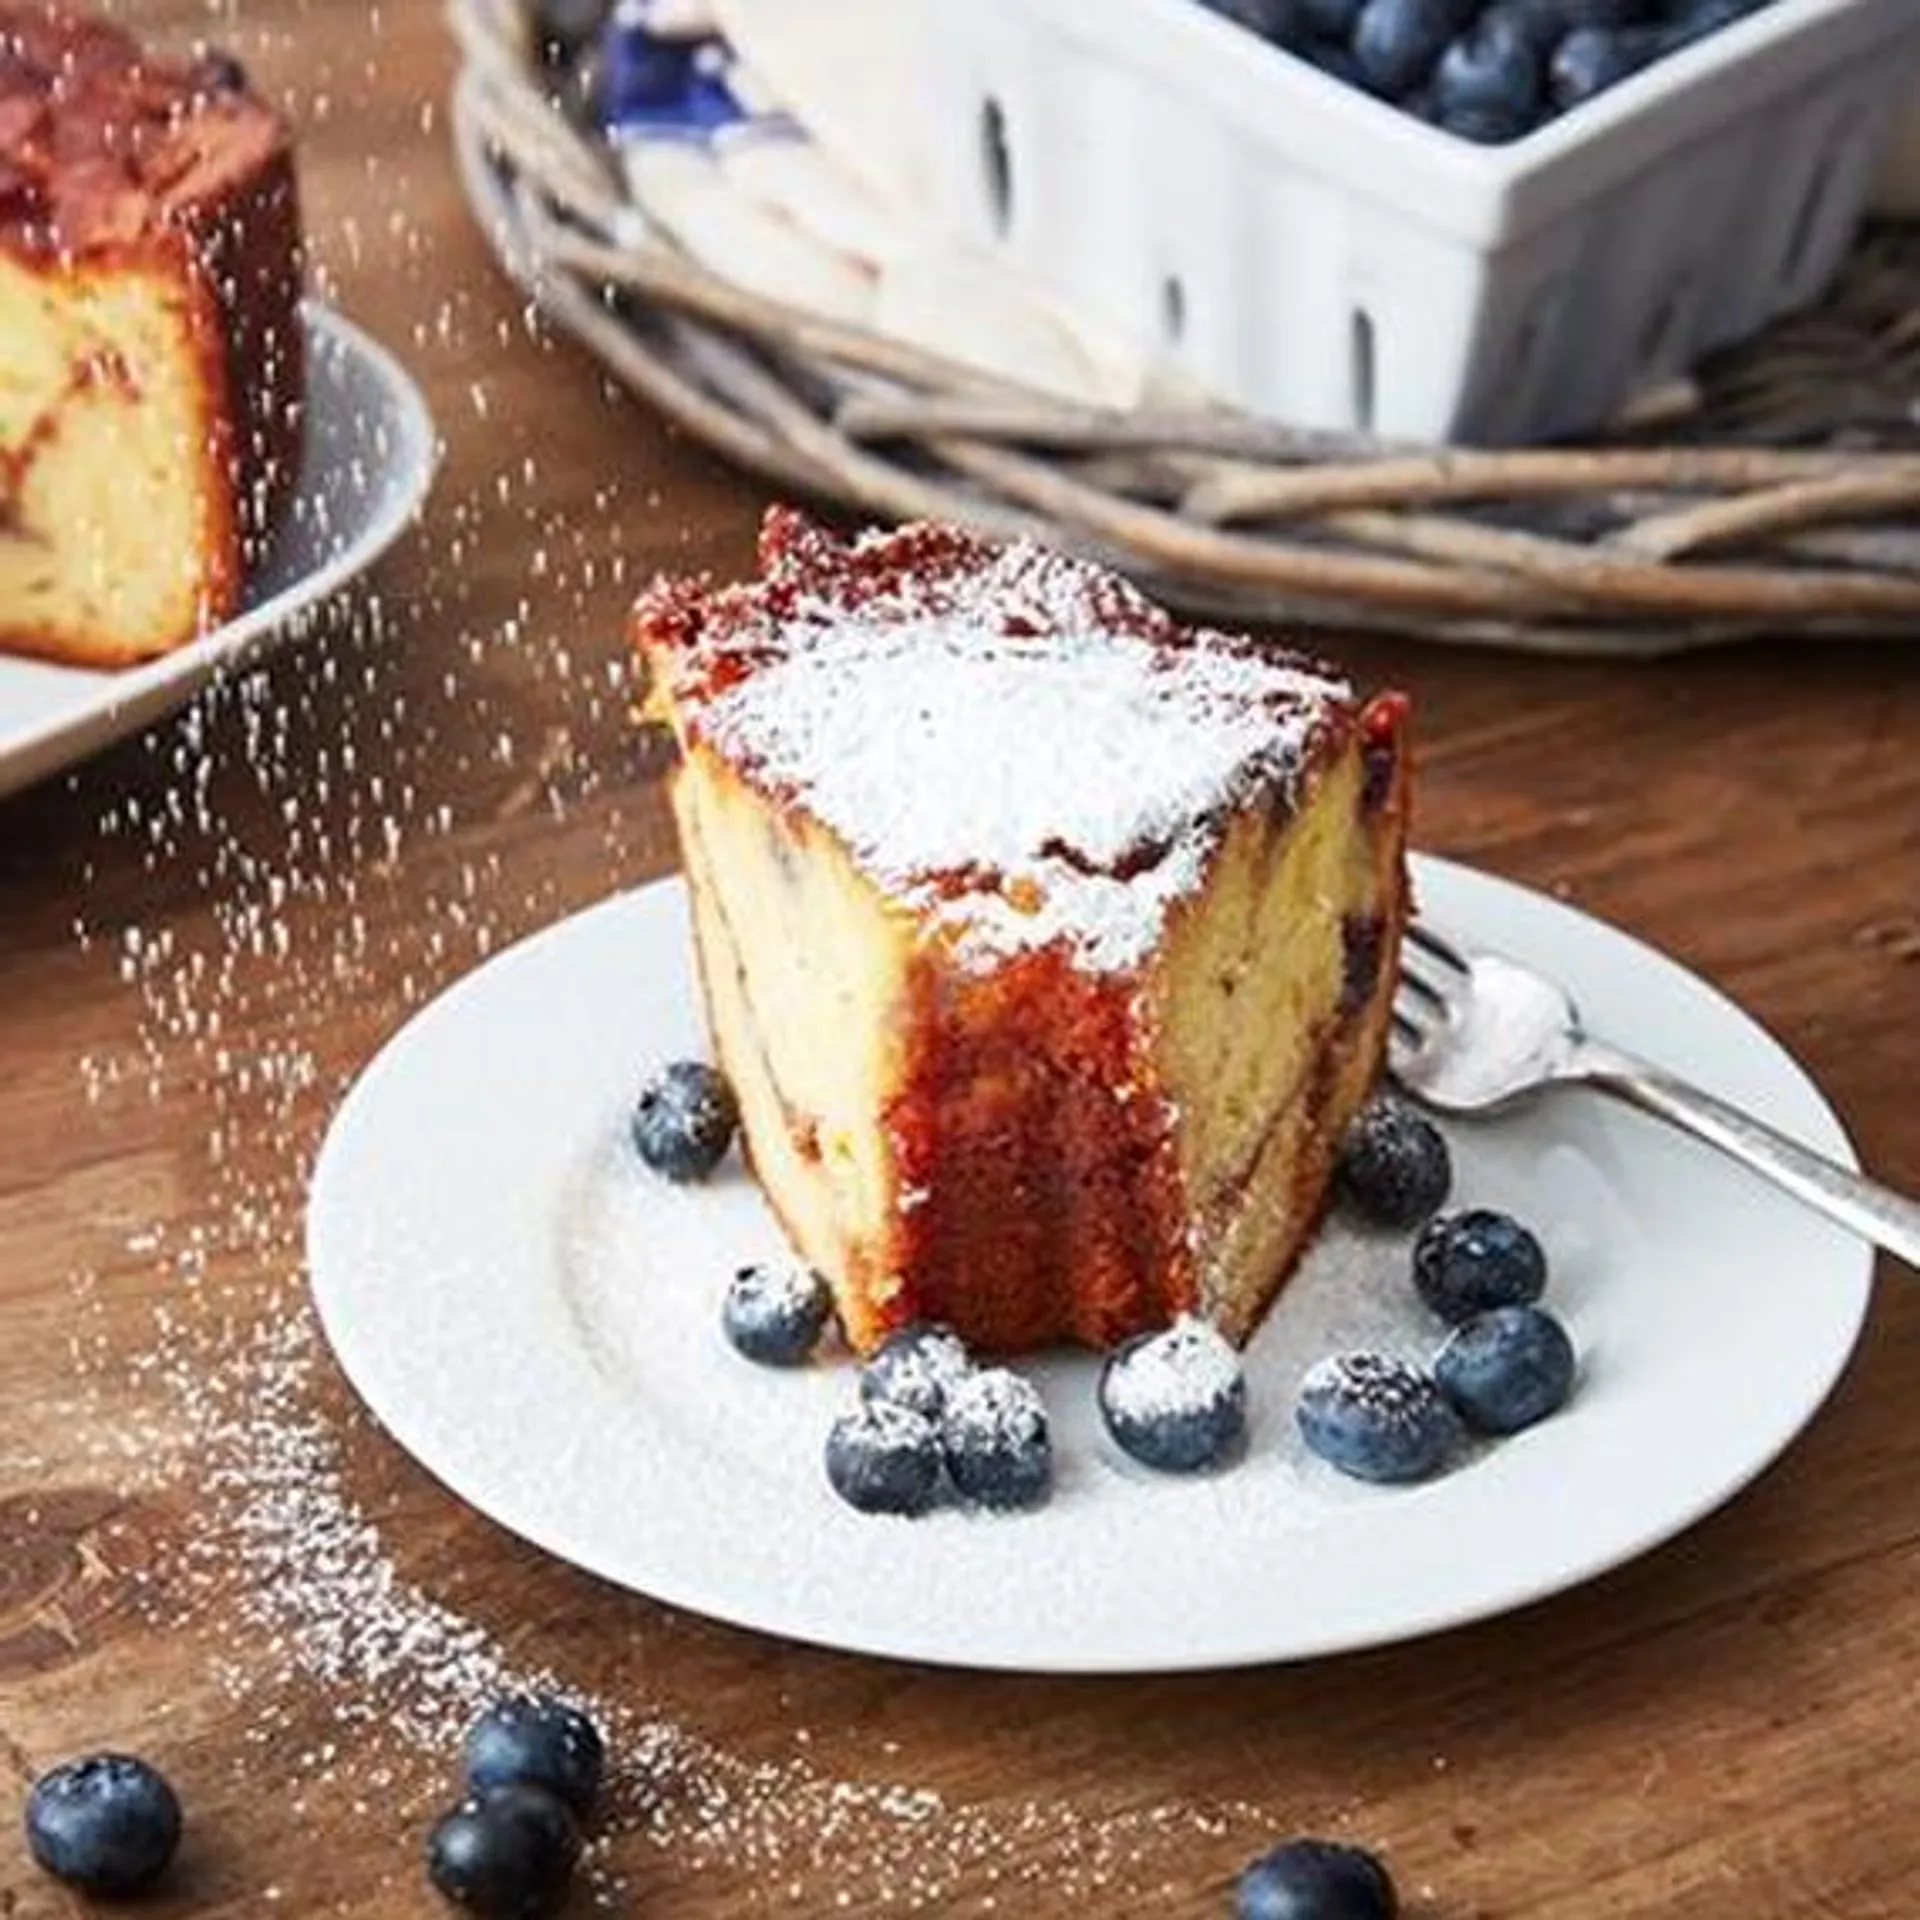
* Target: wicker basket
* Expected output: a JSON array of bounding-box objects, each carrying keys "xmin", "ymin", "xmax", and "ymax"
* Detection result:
[{"xmin": 447, "ymin": 0, "xmax": 1920, "ymax": 656}]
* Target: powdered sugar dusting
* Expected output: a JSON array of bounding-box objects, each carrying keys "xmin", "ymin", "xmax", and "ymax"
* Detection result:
[
  {"xmin": 943, "ymin": 1368, "xmax": 1048, "ymax": 1455},
  {"xmin": 1100, "ymin": 1315, "xmax": 1245, "ymax": 1425},
  {"xmin": 688, "ymin": 538, "xmax": 1349, "ymax": 972}
]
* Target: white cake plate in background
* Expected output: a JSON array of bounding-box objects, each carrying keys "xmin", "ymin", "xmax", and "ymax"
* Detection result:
[
  {"xmin": 306, "ymin": 858, "xmax": 1873, "ymax": 1674},
  {"xmin": 0, "ymin": 303, "xmax": 435, "ymax": 806}
]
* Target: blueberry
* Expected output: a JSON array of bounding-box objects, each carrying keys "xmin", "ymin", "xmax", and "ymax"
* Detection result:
[
  {"xmin": 1440, "ymin": 100, "xmax": 1539, "ymax": 141},
  {"xmin": 1664, "ymin": 0, "xmax": 1766, "ymax": 46},
  {"xmin": 1412, "ymin": 1208, "xmax": 1547, "ymax": 1323},
  {"xmin": 941, "ymin": 1368, "xmax": 1051, "ymax": 1510},
  {"xmin": 1301, "ymin": 37, "xmax": 1366, "ymax": 86},
  {"xmin": 427, "ymin": 1783, "xmax": 580, "ymax": 1918},
  {"xmin": 1434, "ymin": 11, "xmax": 1545, "ymax": 128},
  {"xmin": 1549, "ymin": 25, "xmax": 1666, "ymax": 110},
  {"xmin": 723, "ymin": 1261, "xmax": 833, "ymax": 1366},
  {"xmin": 825, "ymin": 1401, "xmax": 945, "ymax": 1516},
  {"xmin": 860, "ymin": 1322, "xmax": 974, "ymax": 1419},
  {"xmin": 1299, "ymin": 0, "xmax": 1364, "ymax": 34},
  {"xmin": 1099, "ymin": 1316, "xmax": 1247, "ymax": 1473},
  {"xmin": 630, "ymin": 1060, "xmax": 737, "ymax": 1181},
  {"xmin": 1337, "ymin": 1095, "xmax": 1452, "ymax": 1229},
  {"xmin": 1436, "ymin": 1305, "xmax": 1576, "ymax": 1434},
  {"xmin": 464, "ymin": 1696, "xmax": 606, "ymax": 1819},
  {"xmin": 1203, "ymin": 0, "xmax": 1317, "ymax": 47},
  {"xmin": 1296, "ymin": 1352, "xmax": 1457, "ymax": 1483},
  {"xmin": 1237, "ymin": 1836, "xmax": 1399, "ymax": 1920},
  {"xmin": 1352, "ymin": 0, "xmax": 1464, "ymax": 99},
  {"xmin": 24, "ymin": 1754, "xmax": 182, "ymax": 1898}
]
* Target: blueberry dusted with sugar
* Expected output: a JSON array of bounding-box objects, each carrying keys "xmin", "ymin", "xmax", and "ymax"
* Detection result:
[
  {"xmin": 1099, "ymin": 1315, "xmax": 1247, "ymax": 1472},
  {"xmin": 1412, "ymin": 1208, "xmax": 1547, "ymax": 1323},
  {"xmin": 1352, "ymin": 0, "xmax": 1466, "ymax": 100},
  {"xmin": 860, "ymin": 1321, "xmax": 973, "ymax": 1419},
  {"xmin": 25, "ymin": 1754, "xmax": 182, "ymax": 1898},
  {"xmin": 630, "ymin": 1059, "xmax": 738, "ymax": 1181},
  {"xmin": 826, "ymin": 1400, "xmax": 945, "ymax": 1515},
  {"xmin": 1237, "ymin": 1836, "xmax": 1399, "ymax": 1920},
  {"xmin": 723, "ymin": 1260, "xmax": 833, "ymax": 1366},
  {"xmin": 1203, "ymin": 0, "xmax": 1316, "ymax": 47},
  {"xmin": 1549, "ymin": 25, "xmax": 1665, "ymax": 110},
  {"xmin": 1337, "ymin": 1094, "xmax": 1451, "ymax": 1229},
  {"xmin": 942, "ymin": 1368, "xmax": 1051, "ymax": 1509},
  {"xmin": 1433, "ymin": 10, "xmax": 1545, "ymax": 139},
  {"xmin": 1436, "ymin": 1305, "xmax": 1576, "ymax": 1434},
  {"xmin": 464, "ymin": 1695, "xmax": 606, "ymax": 1819},
  {"xmin": 1296, "ymin": 1351, "xmax": 1456, "ymax": 1483},
  {"xmin": 427, "ymin": 1783, "xmax": 580, "ymax": 1918}
]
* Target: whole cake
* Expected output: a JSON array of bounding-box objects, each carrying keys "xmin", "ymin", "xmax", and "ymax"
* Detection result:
[
  {"xmin": 635, "ymin": 511, "xmax": 1411, "ymax": 1356},
  {"xmin": 0, "ymin": 5, "xmax": 303, "ymax": 666}
]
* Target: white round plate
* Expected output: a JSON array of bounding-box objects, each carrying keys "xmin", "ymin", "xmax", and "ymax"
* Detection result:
[
  {"xmin": 307, "ymin": 858, "xmax": 1872, "ymax": 1673},
  {"xmin": 0, "ymin": 303, "xmax": 434, "ymax": 805}
]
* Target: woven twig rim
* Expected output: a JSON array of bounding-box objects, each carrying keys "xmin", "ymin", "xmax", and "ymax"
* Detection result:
[{"xmin": 448, "ymin": 0, "xmax": 1920, "ymax": 655}]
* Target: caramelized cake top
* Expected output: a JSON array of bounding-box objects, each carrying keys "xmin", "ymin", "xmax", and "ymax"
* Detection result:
[
  {"xmin": 0, "ymin": 6, "xmax": 284, "ymax": 257},
  {"xmin": 638, "ymin": 511, "xmax": 1358, "ymax": 974}
]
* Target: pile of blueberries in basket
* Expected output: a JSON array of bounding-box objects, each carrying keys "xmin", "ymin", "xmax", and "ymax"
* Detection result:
[{"xmin": 1204, "ymin": 0, "xmax": 1779, "ymax": 144}]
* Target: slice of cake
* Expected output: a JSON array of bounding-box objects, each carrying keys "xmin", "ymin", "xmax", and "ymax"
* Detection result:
[
  {"xmin": 0, "ymin": 6, "xmax": 304, "ymax": 666},
  {"xmin": 635, "ymin": 510, "xmax": 1410, "ymax": 1356}
]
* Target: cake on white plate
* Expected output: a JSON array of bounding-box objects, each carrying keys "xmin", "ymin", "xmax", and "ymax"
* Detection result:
[{"xmin": 635, "ymin": 510, "xmax": 1410, "ymax": 1356}]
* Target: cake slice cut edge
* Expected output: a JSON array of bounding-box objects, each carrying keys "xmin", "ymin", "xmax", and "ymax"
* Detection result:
[{"xmin": 635, "ymin": 510, "xmax": 1411, "ymax": 1357}]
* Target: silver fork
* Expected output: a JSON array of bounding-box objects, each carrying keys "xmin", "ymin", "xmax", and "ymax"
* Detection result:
[{"xmin": 1391, "ymin": 921, "xmax": 1920, "ymax": 1271}]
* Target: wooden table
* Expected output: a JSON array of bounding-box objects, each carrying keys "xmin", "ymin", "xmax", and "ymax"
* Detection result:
[{"xmin": 3, "ymin": 4, "xmax": 1917, "ymax": 1914}]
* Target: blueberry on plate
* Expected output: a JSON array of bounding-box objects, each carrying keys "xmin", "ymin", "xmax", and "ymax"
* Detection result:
[
  {"xmin": 1203, "ymin": 0, "xmax": 1317, "ymax": 48},
  {"xmin": 1337, "ymin": 1095, "xmax": 1452, "ymax": 1229},
  {"xmin": 941, "ymin": 1368, "xmax": 1052, "ymax": 1510},
  {"xmin": 25, "ymin": 1753, "xmax": 182, "ymax": 1897},
  {"xmin": 630, "ymin": 1060, "xmax": 738, "ymax": 1181},
  {"xmin": 859, "ymin": 1322, "xmax": 974, "ymax": 1419},
  {"xmin": 1412, "ymin": 1208, "xmax": 1548, "ymax": 1323},
  {"xmin": 1549, "ymin": 24, "xmax": 1667, "ymax": 111},
  {"xmin": 1099, "ymin": 1316, "xmax": 1247, "ymax": 1473},
  {"xmin": 1237, "ymin": 1836, "xmax": 1398, "ymax": 1920},
  {"xmin": 464, "ymin": 1695, "xmax": 606, "ymax": 1819},
  {"xmin": 1436, "ymin": 1305, "xmax": 1577, "ymax": 1434},
  {"xmin": 723, "ymin": 1261, "xmax": 833, "ymax": 1366},
  {"xmin": 1433, "ymin": 10, "xmax": 1545, "ymax": 131},
  {"xmin": 1351, "ymin": 0, "xmax": 1463, "ymax": 100},
  {"xmin": 1296, "ymin": 1352, "xmax": 1457, "ymax": 1483},
  {"xmin": 826, "ymin": 1401, "xmax": 945, "ymax": 1516},
  {"xmin": 427, "ymin": 1783, "xmax": 580, "ymax": 1918}
]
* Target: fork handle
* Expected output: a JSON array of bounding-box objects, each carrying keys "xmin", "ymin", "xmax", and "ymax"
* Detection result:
[{"xmin": 1573, "ymin": 1039, "xmax": 1920, "ymax": 1271}]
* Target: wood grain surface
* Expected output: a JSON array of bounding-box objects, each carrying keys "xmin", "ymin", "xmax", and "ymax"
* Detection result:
[{"xmin": 2, "ymin": 5, "xmax": 1917, "ymax": 1915}]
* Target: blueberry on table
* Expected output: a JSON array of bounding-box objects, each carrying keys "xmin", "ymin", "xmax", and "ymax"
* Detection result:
[
  {"xmin": 1203, "ymin": 0, "xmax": 1317, "ymax": 48},
  {"xmin": 1099, "ymin": 1316, "xmax": 1248, "ymax": 1473},
  {"xmin": 630, "ymin": 1060, "xmax": 738, "ymax": 1181},
  {"xmin": 723, "ymin": 1261, "xmax": 834, "ymax": 1366},
  {"xmin": 1296, "ymin": 1351, "xmax": 1457, "ymax": 1483},
  {"xmin": 1412, "ymin": 1208, "xmax": 1548, "ymax": 1323},
  {"xmin": 1237, "ymin": 1836, "xmax": 1399, "ymax": 1920},
  {"xmin": 1434, "ymin": 11, "xmax": 1546, "ymax": 130},
  {"xmin": 24, "ymin": 1754, "xmax": 182, "ymax": 1898},
  {"xmin": 1549, "ymin": 25, "xmax": 1667, "ymax": 110},
  {"xmin": 860, "ymin": 1321, "xmax": 974, "ymax": 1419},
  {"xmin": 427, "ymin": 1783, "xmax": 580, "ymax": 1918},
  {"xmin": 826, "ymin": 1401, "xmax": 946, "ymax": 1515},
  {"xmin": 1352, "ymin": 0, "xmax": 1463, "ymax": 100},
  {"xmin": 1337, "ymin": 1095, "xmax": 1452, "ymax": 1229},
  {"xmin": 941, "ymin": 1368, "xmax": 1052, "ymax": 1510},
  {"xmin": 1436, "ymin": 1305, "xmax": 1577, "ymax": 1434},
  {"xmin": 464, "ymin": 1696, "xmax": 606, "ymax": 1819}
]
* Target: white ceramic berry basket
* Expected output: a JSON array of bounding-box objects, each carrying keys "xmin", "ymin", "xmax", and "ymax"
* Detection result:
[{"xmin": 921, "ymin": 0, "xmax": 1920, "ymax": 441}]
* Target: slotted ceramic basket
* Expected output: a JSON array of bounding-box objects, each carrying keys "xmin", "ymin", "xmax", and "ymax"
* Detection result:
[{"xmin": 448, "ymin": 0, "xmax": 1920, "ymax": 656}]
